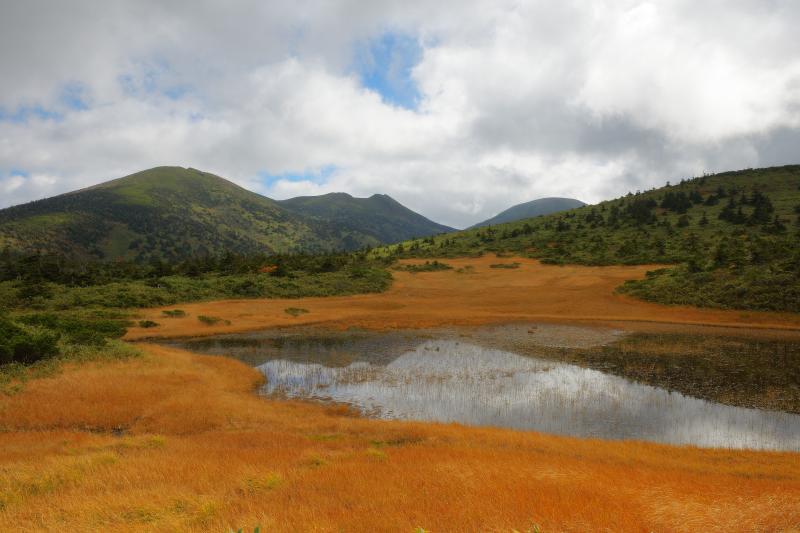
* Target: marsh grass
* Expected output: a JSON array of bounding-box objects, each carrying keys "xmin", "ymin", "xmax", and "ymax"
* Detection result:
[{"xmin": 0, "ymin": 344, "xmax": 798, "ymax": 531}]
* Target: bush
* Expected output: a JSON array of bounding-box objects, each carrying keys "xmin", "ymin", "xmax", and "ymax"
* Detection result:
[
  {"xmin": 284, "ymin": 307, "xmax": 309, "ymax": 317},
  {"xmin": 162, "ymin": 309, "xmax": 187, "ymax": 318},
  {"xmin": 489, "ymin": 262, "xmax": 521, "ymax": 269},
  {"xmin": 16, "ymin": 313, "xmax": 128, "ymax": 346},
  {"xmin": 0, "ymin": 316, "xmax": 60, "ymax": 365},
  {"xmin": 197, "ymin": 315, "xmax": 229, "ymax": 325},
  {"xmin": 138, "ymin": 320, "xmax": 159, "ymax": 328},
  {"xmin": 395, "ymin": 261, "xmax": 453, "ymax": 273}
]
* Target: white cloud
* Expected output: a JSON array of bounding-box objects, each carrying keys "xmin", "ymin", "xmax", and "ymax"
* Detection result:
[{"xmin": 1, "ymin": 1, "xmax": 799, "ymax": 227}]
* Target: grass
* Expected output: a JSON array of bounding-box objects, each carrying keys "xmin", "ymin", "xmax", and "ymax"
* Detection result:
[
  {"xmin": 0, "ymin": 343, "xmax": 797, "ymax": 531},
  {"xmin": 284, "ymin": 307, "xmax": 309, "ymax": 317}
]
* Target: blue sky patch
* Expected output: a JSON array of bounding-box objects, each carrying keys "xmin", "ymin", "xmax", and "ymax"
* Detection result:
[
  {"xmin": 354, "ymin": 31, "xmax": 422, "ymax": 110},
  {"xmin": 9, "ymin": 168, "xmax": 30, "ymax": 178},
  {"xmin": 259, "ymin": 165, "xmax": 337, "ymax": 188},
  {"xmin": 118, "ymin": 57, "xmax": 190, "ymax": 101},
  {"xmin": 60, "ymin": 82, "xmax": 90, "ymax": 111},
  {"xmin": 0, "ymin": 105, "xmax": 62, "ymax": 123}
]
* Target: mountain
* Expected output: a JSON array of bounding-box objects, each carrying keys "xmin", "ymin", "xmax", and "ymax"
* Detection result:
[
  {"xmin": 470, "ymin": 197, "xmax": 586, "ymax": 228},
  {"xmin": 278, "ymin": 192, "xmax": 453, "ymax": 247},
  {"xmin": 384, "ymin": 165, "xmax": 800, "ymax": 313},
  {"xmin": 0, "ymin": 166, "xmax": 451, "ymax": 261}
]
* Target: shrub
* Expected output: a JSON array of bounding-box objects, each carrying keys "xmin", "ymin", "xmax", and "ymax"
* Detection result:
[
  {"xmin": 138, "ymin": 320, "xmax": 159, "ymax": 328},
  {"xmin": 197, "ymin": 315, "xmax": 229, "ymax": 325},
  {"xmin": 161, "ymin": 309, "xmax": 186, "ymax": 318},
  {"xmin": 284, "ymin": 307, "xmax": 309, "ymax": 317},
  {"xmin": 395, "ymin": 261, "xmax": 453, "ymax": 273},
  {"xmin": 489, "ymin": 262, "xmax": 521, "ymax": 269},
  {"xmin": 16, "ymin": 313, "xmax": 128, "ymax": 346},
  {"xmin": 0, "ymin": 316, "xmax": 60, "ymax": 365}
]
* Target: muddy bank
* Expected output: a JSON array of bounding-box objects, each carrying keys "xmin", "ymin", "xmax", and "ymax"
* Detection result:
[{"xmin": 468, "ymin": 324, "xmax": 800, "ymax": 414}]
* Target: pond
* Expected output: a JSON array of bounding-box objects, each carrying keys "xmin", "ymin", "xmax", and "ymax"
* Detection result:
[{"xmin": 169, "ymin": 326, "xmax": 800, "ymax": 451}]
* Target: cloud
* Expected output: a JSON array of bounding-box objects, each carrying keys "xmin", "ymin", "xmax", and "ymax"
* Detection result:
[{"xmin": 1, "ymin": 1, "xmax": 799, "ymax": 228}]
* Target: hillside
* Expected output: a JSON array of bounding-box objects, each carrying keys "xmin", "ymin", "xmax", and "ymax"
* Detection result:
[
  {"xmin": 279, "ymin": 192, "xmax": 453, "ymax": 247},
  {"xmin": 380, "ymin": 165, "xmax": 800, "ymax": 312},
  {"xmin": 470, "ymin": 197, "xmax": 585, "ymax": 228},
  {"xmin": 0, "ymin": 167, "xmax": 451, "ymax": 260}
]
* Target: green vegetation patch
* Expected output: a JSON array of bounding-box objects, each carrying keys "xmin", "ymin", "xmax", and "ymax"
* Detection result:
[
  {"xmin": 489, "ymin": 262, "xmax": 521, "ymax": 269},
  {"xmin": 284, "ymin": 307, "xmax": 309, "ymax": 317},
  {"xmin": 0, "ymin": 315, "xmax": 60, "ymax": 366},
  {"xmin": 197, "ymin": 315, "xmax": 229, "ymax": 326},
  {"xmin": 394, "ymin": 260, "xmax": 453, "ymax": 273}
]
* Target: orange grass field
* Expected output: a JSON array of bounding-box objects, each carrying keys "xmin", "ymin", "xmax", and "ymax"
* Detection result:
[{"xmin": 2, "ymin": 257, "xmax": 800, "ymax": 531}]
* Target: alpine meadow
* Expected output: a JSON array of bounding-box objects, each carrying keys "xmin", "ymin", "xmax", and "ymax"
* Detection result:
[{"xmin": 2, "ymin": 2, "xmax": 800, "ymax": 532}]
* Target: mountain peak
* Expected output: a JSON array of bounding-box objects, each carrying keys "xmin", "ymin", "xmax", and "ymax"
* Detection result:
[{"xmin": 470, "ymin": 197, "xmax": 586, "ymax": 228}]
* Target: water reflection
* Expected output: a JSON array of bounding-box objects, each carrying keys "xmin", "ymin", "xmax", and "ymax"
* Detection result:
[{"xmin": 171, "ymin": 332, "xmax": 800, "ymax": 450}]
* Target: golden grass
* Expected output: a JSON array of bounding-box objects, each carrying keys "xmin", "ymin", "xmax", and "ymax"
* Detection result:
[
  {"xmin": 125, "ymin": 256, "xmax": 800, "ymax": 342},
  {"xmin": 1, "ymin": 344, "xmax": 799, "ymax": 532}
]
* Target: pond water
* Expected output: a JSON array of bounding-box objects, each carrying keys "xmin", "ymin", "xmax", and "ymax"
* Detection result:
[{"xmin": 170, "ymin": 328, "xmax": 800, "ymax": 451}]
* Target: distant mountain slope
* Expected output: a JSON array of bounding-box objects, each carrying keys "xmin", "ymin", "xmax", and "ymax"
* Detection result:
[
  {"xmin": 0, "ymin": 167, "xmax": 451, "ymax": 261},
  {"xmin": 279, "ymin": 192, "xmax": 453, "ymax": 246},
  {"xmin": 470, "ymin": 197, "xmax": 585, "ymax": 228}
]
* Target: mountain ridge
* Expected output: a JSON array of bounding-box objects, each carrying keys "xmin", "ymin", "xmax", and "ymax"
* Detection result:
[{"xmin": 0, "ymin": 166, "xmax": 452, "ymax": 260}]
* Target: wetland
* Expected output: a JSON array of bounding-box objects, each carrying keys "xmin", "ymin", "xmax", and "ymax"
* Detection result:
[{"xmin": 169, "ymin": 323, "xmax": 800, "ymax": 451}]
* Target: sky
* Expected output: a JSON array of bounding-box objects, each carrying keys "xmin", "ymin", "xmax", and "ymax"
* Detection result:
[{"xmin": 1, "ymin": 1, "xmax": 799, "ymax": 228}]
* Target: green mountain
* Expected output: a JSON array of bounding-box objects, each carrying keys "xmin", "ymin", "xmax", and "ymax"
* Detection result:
[
  {"xmin": 470, "ymin": 197, "xmax": 586, "ymax": 228},
  {"xmin": 382, "ymin": 165, "xmax": 800, "ymax": 312},
  {"xmin": 0, "ymin": 167, "xmax": 451, "ymax": 261},
  {"xmin": 278, "ymin": 192, "xmax": 453, "ymax": 247}
]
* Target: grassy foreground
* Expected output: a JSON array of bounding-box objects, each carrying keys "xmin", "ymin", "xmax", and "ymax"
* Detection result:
[{"xmin": 1, "ymin": 343, "xmax": 798, "ymax": 532}]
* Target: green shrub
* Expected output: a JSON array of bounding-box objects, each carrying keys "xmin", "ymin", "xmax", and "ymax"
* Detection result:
[
  {"xmin": 16, "ymin": 313, "xmax": 128, "ymax": 346},
  {"xmin": 284, "ymin": 307, "xmax": 309, "ymax": 317},
  {"xmin": 489, "ymin": 262, "xmax": 521, "ymax": 269},
  {"xmin": 197, "ymin": 315, "xmax": 229, "ymax": 325},
  {"xmin": 138, "ymin": 320, "xmax": 159, "ymax": 328},
  {"xmin": 161, "ymin": 309, "xmax": 187, "ymax": 318},
  {"xmin": 0, "ymin": 316, "xmax": 60, "ymax": 365},
  {"xmin": 395, "ymin": 261, "xmax": 453, "ymax": 273}
]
